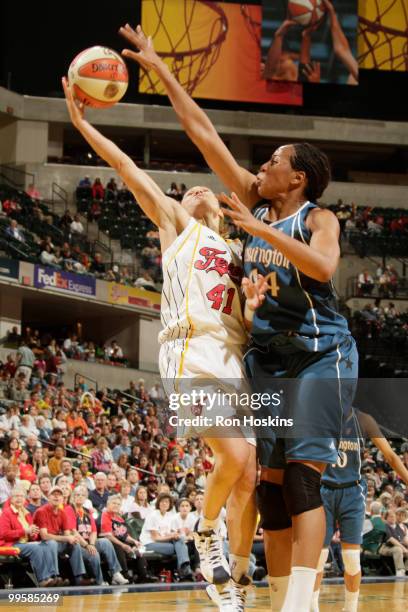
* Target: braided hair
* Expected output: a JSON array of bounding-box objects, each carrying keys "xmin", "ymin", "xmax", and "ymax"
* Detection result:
[{"xmin": 290, "ymin": 143, "xmax": 331, "ymax": 202}]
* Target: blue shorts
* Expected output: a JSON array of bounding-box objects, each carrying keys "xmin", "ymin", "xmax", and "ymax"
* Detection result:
[
  {"xmin": 245, "ymin": 334, "xmax": 359, "ymax": 468},
  {"xmin": 321, "ymin": 480, "xmax": 367, "ymax": 547}
]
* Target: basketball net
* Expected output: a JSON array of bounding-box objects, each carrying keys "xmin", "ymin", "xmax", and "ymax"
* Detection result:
[
  {"xmin": 358, "ymin": 0, "xmax": 408, "ymax": 71},
  {"xmin": 140, "ymin": 0, "xmax": 228, "ymax": 95},
  {"xmin": 240, "ymin": 3, "xmax": 261, "ymax": 47}
]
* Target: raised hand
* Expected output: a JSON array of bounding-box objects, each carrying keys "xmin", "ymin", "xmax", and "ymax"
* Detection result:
[
  {"xmin": 61, "ymin": 77, "xmax": 84, "ymax": 127},
  {"xmin": 119, "ymin": 24, "xmax": 160, "ymax": 71},
  {"xmin": 276, "ymin": 19, "xmax": 297, "ymax": 37},
  {"xmin": 242, "ymin": 274, "xmax": 269, "ymax": 313},
  {"xmin": 302, "ymin": 61, "xmax": 321, "ymax": 83},
  {"xmin": 219, "ymin": 192, "xmax": 263, "ymax": 236}
]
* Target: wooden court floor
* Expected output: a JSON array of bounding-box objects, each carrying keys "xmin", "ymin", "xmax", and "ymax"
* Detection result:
[{"xmin": 10, "ymin": 580, "xmax": 407, "ymax": 612}]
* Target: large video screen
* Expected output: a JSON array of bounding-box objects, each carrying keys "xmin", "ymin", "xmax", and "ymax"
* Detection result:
[
  {"xmin": 139, "ymin": 0, "xmax": 303, "ymax": 105},
  {"xmin": 262, "ymin": 0, "xmax": 359, "ymax": 85},
  {"xmin": 358, "ymin": 0, "xmax": 408, "ymax": 72}
]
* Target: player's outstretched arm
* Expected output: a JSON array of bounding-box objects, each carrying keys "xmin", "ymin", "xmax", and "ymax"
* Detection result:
[
  {"xmin": 220, "ymin": 192, "xmax": 340, "ymax": 282},
  {"xmin": 119, "ymin": 24, "xmax": 258, "ymax": 208},
  {"xmin": 62, "ymin": 77, "xmax": 189, "ymax": 242},
  {"xmin": 358, "ymin": 411, "xmax": 408, "ymax": 486},
  {"xmin": 263, "ymin": 20, "xmax": 297, "ymax": 80},
  {"xmin": 323, "ymin": 0, "xmax": 358, "ymax": 83}
]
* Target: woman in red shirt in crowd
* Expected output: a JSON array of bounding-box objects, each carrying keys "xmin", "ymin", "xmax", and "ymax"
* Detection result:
[
  {"xmin": 0, "ymin": 488, "xmax": 63, "ymax": 586},
  {"xmin": 18, "ymin": 450, "xmax": 37, "ymax": 484},
  {"xmin": 100, "ymin": 494, "xmax": 155, "ymax": 583},
  {"xmin": 65, "ymin": 486, "xmax": 128, "ymax": 585}
]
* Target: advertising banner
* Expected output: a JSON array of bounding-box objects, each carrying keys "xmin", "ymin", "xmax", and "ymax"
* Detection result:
[
  {"xmin": 34, "ymin": 266, "xmax": 96, "ymax": 297},
  {"xmin": 108, "ymin": 283, "xmax": 161, "ymax": 312}
]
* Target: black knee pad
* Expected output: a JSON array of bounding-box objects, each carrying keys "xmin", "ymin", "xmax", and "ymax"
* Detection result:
[
  {"xmin": 282, "ymin": 463, "xmax": 322, "ymax": 517},
  {"xmin": 256, "ymin": 481, "xmax": 292, "ymax": 531}
]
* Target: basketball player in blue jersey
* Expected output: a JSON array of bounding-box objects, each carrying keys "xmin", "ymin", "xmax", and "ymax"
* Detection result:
[
  {"xmin": 120, "ymin": 24, "xmax": 358, "ymax": 612},
  {"xmin": 312, "ymin": 409, "xmax": 408, "ymax": 612}
]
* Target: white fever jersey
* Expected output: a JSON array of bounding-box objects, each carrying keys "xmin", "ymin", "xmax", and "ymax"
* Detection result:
[{"xmin": 158, "ymin": 218, "xmax": 247, "ymax": 347}]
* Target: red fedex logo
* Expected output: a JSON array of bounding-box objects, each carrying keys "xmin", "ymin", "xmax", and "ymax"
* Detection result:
[{"xmin": 194, "ymin": 247, "xmax": 242, "ymax": 283}]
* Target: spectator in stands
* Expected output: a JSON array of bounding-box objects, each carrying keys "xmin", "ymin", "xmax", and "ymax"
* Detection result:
[
  {"xmin": 40, "ymin": 244, "xmax": 60, "ymax": 268},
  {"xmin": 89, "ymin": 472, "xmax": 109, "ymax": 511},
  {"xmin": 0, "ymin": 464, "xmax": 20, "ymax": 504},
  {"xmin": 90, "ymin": 252, "xmax": 105, "ymax": 276},
  {"xmin": 78, "ymin": 176, "xmax": 92, "ymax": 188},
  {"xmin": 0, "ymin": 488, "xmax": 66, "ymax": 587},
  {"xmin": 6, "ymin": 218, "xmax": 25, "ymax": 242},
  {"xmin": 358, "ymin": 270, "xmax": 374, "ymax": 296},
  {"xmin": 14, "ymin": 340, "xmax": 35, "ymax": 382},
  {"xmin": 92, "ymin": 178, "xmax": 104, "ymax": 201},
  {"xmin": 127, "ymin": 485, "xmax": 153, "ymax": 520},
  {"xmin": 118, "ymin": 480, "xmax": 135, "ymax": 514},
  {"xmin": 134, "ymin": 270, "xmax": 157, "ymax": 291},
  {"xmin": 379, "ymin": 509, "xmax": 408, "ymax": 576},
  {"xmin": 70, "ymin": 214, "xmax": 84, "ymax": 237},
  {"xmin": 106, "ymin": 340, "xmax": 124, "ymax": 363},
  {"xmin": 3, "ymin": 198, "xmax": 22, "ymax": 217},
  {"xmin": 140, "ymin": 492, "xmax": 193, "ymax": 580},
  {"xmin": 60, "ymin": 209, "xmax": 74, "ymax": 231},
  {"xmin": 6, "ymin": 328, "xmax": 21, "ymax": 345},
  {"xmin": 106, "ymin": 178, "xmax": 118, "ymax": 197},
  {"xmin": 48, "ymin": 445, "xmax": 65, "ymax": 477},
  {"xmin": 166, "ymin": 182, "xmax": 180, "ymax": 199},
  {"xmin": 33, "ymin": 485, "xmax": 95, "ymax": 586},
  {"xmin": 100, "ymin": 494, "xmax": 154, "ymax": 582},
  {"xmin": 66, "ymin": 486, "xmax": 129, "ymax": 585},
  {"xmin": 26, "ymin": 482, "xmax": 47, "ymax": 514}
]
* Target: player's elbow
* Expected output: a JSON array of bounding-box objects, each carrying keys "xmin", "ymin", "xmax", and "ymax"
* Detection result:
[{"xmin": 315, "ymin": 265, "xmax": 335, "ymax": 283}]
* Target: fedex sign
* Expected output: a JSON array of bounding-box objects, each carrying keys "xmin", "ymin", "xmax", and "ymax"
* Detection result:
[{"xmin": 34, "ymin": 266, "xmax": 96, "ymax": 297}]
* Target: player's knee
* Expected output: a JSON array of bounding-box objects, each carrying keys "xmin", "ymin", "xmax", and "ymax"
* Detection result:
[
  {"xmin": 342, "ymin": 549, "xmax": 361, "ymax": 576},
  {"xmin": 317, "ymin": 548, "xmax": 329, "ymax": 573},
  {"xmin": 257, "ymin": 481, "xmax": 292, "ymax": 530},
  {"xmin": 282, "ymin": 462, "xmax": 322, "ymax": 516}
]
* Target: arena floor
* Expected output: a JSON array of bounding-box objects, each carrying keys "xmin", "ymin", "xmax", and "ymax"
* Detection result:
[{"xmin": 2, "ymin": 579, "xmax": 407, "ymax": 612}]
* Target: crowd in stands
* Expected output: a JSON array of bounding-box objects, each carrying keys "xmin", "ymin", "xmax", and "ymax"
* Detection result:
[
  {"xmin": 328, "ymin": 200, "xmax": 408, "ymax": 259},
  {"xmin": 351, "ymin": 301, "xmax": 408, "ymax": 348},
  {"xmin": 0, "ymin": 344, "xmax": 407, "ymax": 588},
  {"xmin": 357, "ymin": 265, "xmax": 401, "ymax": 298},
  {"xmin": 0, "ymin": 181, "xmax": 163, "ymax": 290},
  {"xmin": 165, "ymin": 183, "xmax": 187, "ymax": 201},
  {"xmin": 1, "ymin": 329, "xmax": 128, "ymax": 375}
]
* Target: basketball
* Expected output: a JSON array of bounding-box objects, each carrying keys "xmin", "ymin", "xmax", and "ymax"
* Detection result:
[
  {"xmin": 288, "ymin": 0, "xmax": 326, "ymax": 27},
  {"xmin": 68, "ymin": 46, "xmax": 129, "ymax": 108}
]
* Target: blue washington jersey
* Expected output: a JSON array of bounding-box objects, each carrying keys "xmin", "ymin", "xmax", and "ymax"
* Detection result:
[
  {"xmin": 244, "ymin": 201, "xmax": 350, "ymax": 352},
  {"xmin": 322, "ymin": 408, "xmax": 364, "ymax": 486}
]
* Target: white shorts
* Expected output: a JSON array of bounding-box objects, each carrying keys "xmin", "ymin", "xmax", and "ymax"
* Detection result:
[{"xmin": 159, "ymin": 335, "xmax": 255, "ymax": 444}]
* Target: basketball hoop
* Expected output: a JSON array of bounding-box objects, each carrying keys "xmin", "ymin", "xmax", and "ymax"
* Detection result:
[
  {"xmin": 140, "ymin": 0, "xmax": 228, "ymax": 95},
  {"xmin": 358, "ymin": 0, "xmax": 408, "ymax": 71},
  {"xmin": 240, "ymin": 4, "xmax": 262, "ymax": 47}
]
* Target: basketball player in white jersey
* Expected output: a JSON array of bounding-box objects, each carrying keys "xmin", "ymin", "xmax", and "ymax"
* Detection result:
[{"xmin": 63, "ymin": 77, "xmax": 262, "ymax": 611}]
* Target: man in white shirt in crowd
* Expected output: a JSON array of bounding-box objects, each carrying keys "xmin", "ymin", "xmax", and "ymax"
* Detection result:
[{"xmin": 70, "ymin": 214, "xmax": 84, "ymax": 236}]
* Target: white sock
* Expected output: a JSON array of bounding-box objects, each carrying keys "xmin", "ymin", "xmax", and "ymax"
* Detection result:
[
  {"xmin": 344, "ymin": 588, "xmax": 359, "ymax": 612},
  {"xmin": 281, "ymin": 566, "xmax": 317, "ymax": 612},
  {"xmin": 310, "ymin": 589, "xmax": 320, "ymax": 612},
  {"xmin": 198, "ymin": 516, "xmax": 219, "ymax": 533},
  {"xmin": 229, "ymin": 554, "xmax": 249, "ymax": 582},
  {"xmin": 268, "ymin": 575, "xmax": 290, "ymax": 611}
]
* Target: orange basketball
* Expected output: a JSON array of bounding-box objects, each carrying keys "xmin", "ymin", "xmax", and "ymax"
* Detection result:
[{"xmin": 68, "ymin": 46, "xmax": 129, "ymax": 108}]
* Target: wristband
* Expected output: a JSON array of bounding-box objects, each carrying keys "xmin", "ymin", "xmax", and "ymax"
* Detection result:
[{"xmin": 244, "ymin": 303, "xmax": 255, "ymax": 322}]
